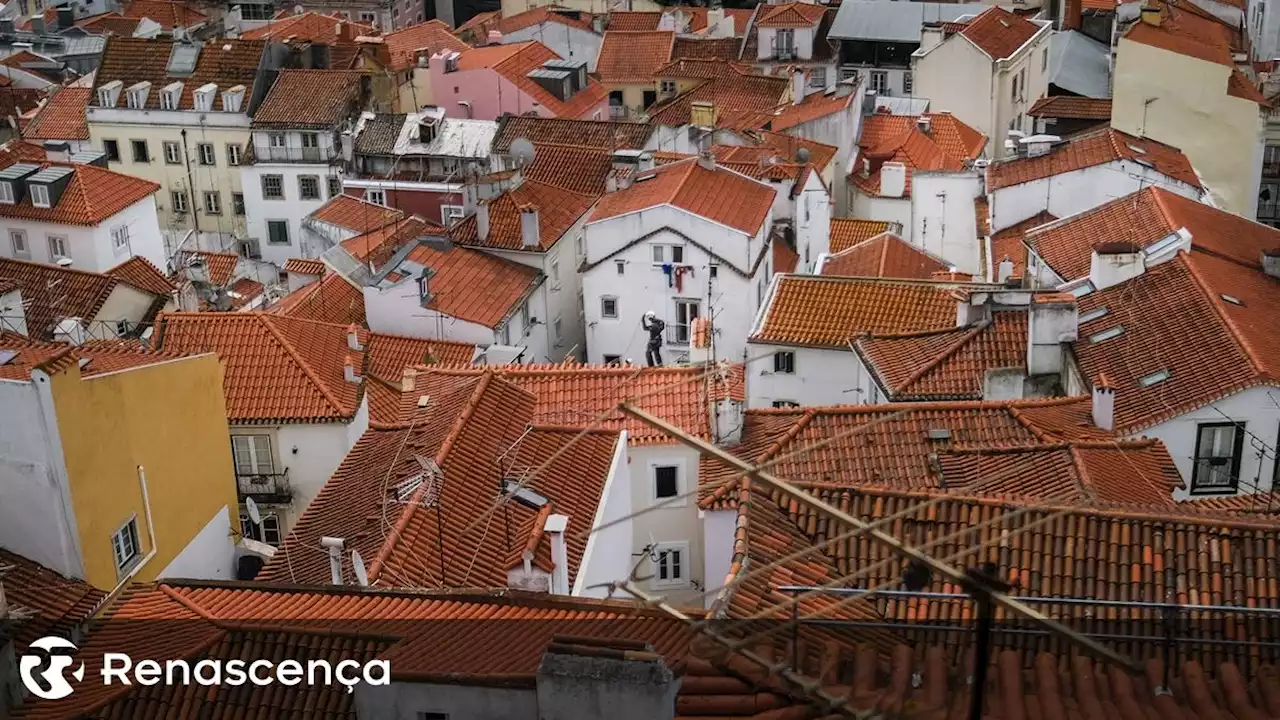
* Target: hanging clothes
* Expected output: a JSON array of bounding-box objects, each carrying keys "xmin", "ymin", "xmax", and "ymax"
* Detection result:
[
  {"xmin": 662, "ymin": 263, "xmax": 674, "ymax": 288},
  {"xmin": 673, "ymin": 264, "xmax": 694, "ymax": 292}
]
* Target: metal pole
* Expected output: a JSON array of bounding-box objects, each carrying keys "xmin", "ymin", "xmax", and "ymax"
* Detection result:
[{"xmin": 969, "ymin": 592, "xmax": 994, "ymax": 720}]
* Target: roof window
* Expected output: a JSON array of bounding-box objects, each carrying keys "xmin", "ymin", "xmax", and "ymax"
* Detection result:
[
  {"xmin": 1126, "ymin": 143, "xmax": 1147, "ymax": 154},
  {"xmin": 1078, "ymin": 306, "xmax": 1108, "ymax": 323},
  {"xmin": 1088, "ymin": 326, "xmax": 1124, "ymax": 343},
  {"xmin": 1139, "ymin": 369, "xmax": 1171, "ymax": 387},
  {"xmin": 0, "ymin": 349, "xmax": 16, "ymax": 365},
  {"xmin": 502, "ymin": 478, "xmax": 549, "ymax": 509},
  {"xmin": 1220, "ymin": 293, "xmax": 1243, "ymax": 306}
]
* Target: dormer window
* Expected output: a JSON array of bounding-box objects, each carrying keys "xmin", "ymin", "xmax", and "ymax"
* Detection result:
[
  {"xmin": 194, "ymin": 82, "xmax": 216, "ymax": 112},
  {"xmin": 126, "ymin": 81, "xmax": 151, "ymax": 109},
  {"xmin": 97, "ymin": 80, "xmax": 123, "ymax": 108},
  {"xmin": 161, "ymin": 82, "xmax": 183, "ymax": 110},
  {"xmin": 222, "ymin": 85, "xmax": 245, "ymax": 113},
  {"xmin": 0, "ymin": 181, "xmax": 13, "ymax": 204},
  {"xmin": 30, "ymin": 185, "xmax": 50, "ymax": 208}
]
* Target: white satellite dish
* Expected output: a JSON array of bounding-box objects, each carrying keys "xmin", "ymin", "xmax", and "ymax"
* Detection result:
[
  {"xmin": 509, "ymin": 137, "xmax": 536, "ymax": 168},
  {"xmin": 245, "ymin": 496, "xmax": 262, "ymax": 526},
  {"xmin": 351, "ymin": 550, "xmax": 369, "ymax": 587}
]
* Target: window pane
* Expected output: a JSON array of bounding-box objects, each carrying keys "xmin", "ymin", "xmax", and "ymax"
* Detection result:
[{"xmin": 655, "ymin": 466, "xmax": 677, "ymax": 498}]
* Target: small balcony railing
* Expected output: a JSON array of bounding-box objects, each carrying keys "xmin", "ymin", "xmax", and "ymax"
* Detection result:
[
  {"xmin": 257, "ymin": 146, "xmax": 333, "ymax": 163},
  {"xmin": 666, "ymin": 324, "xmax": 692, "ymax": 346},
  {"xmin": 237, "ymin": 469, "xmax": 292, "ymax": 504},
  {"xmin": 609, "ymin": 105, "xmax": 627, "ymax": 120}
]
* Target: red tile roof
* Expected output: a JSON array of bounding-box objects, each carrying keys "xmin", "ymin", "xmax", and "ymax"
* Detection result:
[
  {"xmin": 269, "ymin": 271, "xmax": 365, "ymax": 326},
  {"xmin": 755, "ymin": 1, "xmax": 826, "ymax": 28},
  {"xmin": 497, "ymin": 5, "xmax": 596, "ymax": 34},
  {"xmin": 519, "ymin": 143, "xmax": 616, "ymax": 194},
  {"xmin": 589, "ymin": 158, "xmax": 775, "ymax": 235},
  {"xmin": 0, "ymin": 333, "xmax": 186, "ymax": 380},
  {"xmin": 241, "ymin": 12, "xmax": 375, "ymax": 42},
  {"xmin": 365, "ymin": 332, "xmax": 477, "ymax": 380},
  {"xmin": 986, "ymin": 127, "xmax": 1201, "ymax": 191},
  {"xmin": 119, "ymin": 0, "xmax": 208, "ymax": 28},
  {"xmin": 154, "ymin": 312, "xmax": 367, "ymax": 423},
  {"xmin": 283, "ymin": 257, "xmax": 325, "ymax": 276},
  {"xmin": 452, "ymin": 179, "xmax": 598, "ymax": 252},
  {"xmin": 0, "ymin": 162, "xmax": 158, "ymax": 226},
  {"xmin": 959, "ymin": 6, "xmax": 1042, "ymax": 59},
  {"xmin": 853, "ymin": 112, "xmax": 986, "ymax": 198},
  {"xmin": 828, "ymin": 217, "xmax": 898, "ymax": 252},
  {"xmin": 1123, "ymin": 0, "xmax": 1235, "ymax": 66},
  {"xmin": 382, "ymin": 19, "xmax": 470, "ymax": 71},
  {"xmin": 309, "ymin": 193, "xmax": 406, "ymax": 234},
  {"xmin": 491, "ymin": 114, "xmax": 651, "ymax": 153},
  {"xmin": 989, "ymin": 210, "xmax": 1056, "ymax": 280},
  {"xmin": 751, "ymin": 274, "xmax": 994, "ymax": 348},
  {"xmin": 224, "ymin": 277, "xmax": 265, "ymax": 309},
  {"xmin": 176, "ymin": 250, "xmax": 238, "ymax": 286},
  {"xmin": 75, "ymin": 11, "xmax": 143, "ymax": 35},
  {"xmin": 0, "ymin": 547, "xmax": 103, "ymax": 651},
  {"xmin": 596, "ymin": 30, "xmax": 675, "ymax": 84},
  {"xmin": 106, "ymin": 256, "xmax": 176, "ymax": 296},
  {"xmin": 671, "ymin": 36, "xmax": 740, "ymax": 60},
  {"xmin": 460, "ymin": 41, "xmax": 609, "ymax": 119},
  {"xmin": 820, "ymin": 232, "xmax": 950, "ymax": 279},
  {"xmin": 606, "ymin": 11, "xmax": 661, "ymax": 31},
  {"xmin": 765, "ymin": 88, "xmax": 855, "ymax": 131},
  {"xmin": 94, "ymin": 37, "xmax": 266, "ymax": 112},
  {"xmin": 252, "ymin": 69, "xmax": 366, "ymax": 129},
  {"xmin": 1027, "ymin": 94, "xmax": 1113, "ymax": 120},
  {"xmin": 259, "ymin": 370, "xmax": 622, "ymax": 588},
  {"xmin": 22, "ymin": 87, "xmax": 90, "ymax": 141},
  {"xmin": 647, "ymin": 68, "xmax": 789, "ymax": 129},
  {"xmin": 0, "ymin": 256, "xmax": 166, "ymax": 340}
]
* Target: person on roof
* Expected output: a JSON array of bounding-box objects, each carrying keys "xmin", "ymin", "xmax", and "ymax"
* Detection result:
[{"xmin": 642, "ymin": 311, "xmax": 664, "ymax": 367}]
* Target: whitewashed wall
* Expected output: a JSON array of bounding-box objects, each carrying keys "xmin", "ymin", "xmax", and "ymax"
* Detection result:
[
  {"xmin": 502, "ymin": 24, "xmax": 602, "ymax": 71},
  {"xmin": 911, "ymin": 171, "xmax": 982, "ymax": 273},
  {"xmin": 745, "ymin": 343, "xmax": 886, "ymax": 408},
  {"xmin": 242, "ymin": 163, "xmax": 345, "ymax": 268},
  {"xmin": 574, "ymin": 432, "xmax": 632, "ymax": 597},
  {"xmin": 628, "ymin": 443, "xmax": 705, "ymax": 604},
  {"xmin": 156, "ymin": 504, "xmax": 237, "ymax": 580}
]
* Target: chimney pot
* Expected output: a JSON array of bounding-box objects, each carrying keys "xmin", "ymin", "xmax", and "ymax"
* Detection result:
[
  {"xmin": 477, "ymin": 201, "xmax": 490, "ymax": 240},
  {"xmin": 520, "ymin": 205, "xmax": 540, "ymax": 247},
  {"xmin": 320, "ymin": 536, "xmax": 345, "ymax": 584},
  {"xmin": 697, "ymin": 151, "xmax": 715, "ymax": 171},
  {"xmin": 1092, "ymin": 376, "xmax": 1115, "ymax": 431},
  {"xmin": 546, "ymin": 514, "xmax": 570, "ymax": 594},
  {"xmin": 343, "ymin": 354, "xmax": 361, "ymax": 383},
  {"xmin": 346, "ymin": 324, "xmax": 363, "ymax": 351}
]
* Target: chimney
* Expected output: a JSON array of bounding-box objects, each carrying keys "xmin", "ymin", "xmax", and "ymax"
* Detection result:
[
  {"xmin": 1263, "ymin": 249, "xmax": 1280, "ymax": 278},
  {"xmin": 1026, "ymin": 292, "xmax": 1078, "ymax": 377},
  {"xmin": 477, "ymin": 201, "xmax": 490, "ymax": 240},
  {"xmin": 880, "ymin": 161, "xmax": 906, "ymax": 198},
  {"xmin": 1092, "ymin": 376, "xmax": 1115, "ymax": 431},
  {"xmin": 520, "ymin": 205, "xmax": 539, "ymax": 247},
  {"xmin": 335, "ymin": 20, "xmax": 355, "ymax": 42},
  {"xmin": 637, "ymin": 152, "xmax": 654, "ymax": 172},
  {"xmin": 546, "ymin": 513, "xmax": 569, "ymax": 594},
  {"xmin": 487, "ymin": 29, "xmax": 503, "ymax": 44},
  {"xmin": 956, "ymin": 291, "xmax": 991, "ymax": 326},
  {"xmin": 997, "ymin": 256, "xmax": 1015, "ymax": 284},
  {"xmin": 320, "ymin": 536, "xmax": 345, "ymax": 584},
  {"xmin": 343, "ymin": 353, "xmax": 361, "ymax": 383},
  {"xmin": 791, "ymin": 67, "xmax": 805, "ymax": 104},
  {"xmin": 1089, "ymin": 241, "xmax": 1146, "ymax": 290},
  {"xmin": 697, "ymin": 151, "xmax": 715, "ymax": 171},
  {"xmin": 1023, "ymin": 135, "xmax": 1059, "ymax": 158},
  {"xmin": 916, "ymin": 115, "xmax": 931, "ymax": 135},
  {"xmin": 31, "ymin": 16, "xmax": 44, "ymax": 34},
  {"xmin": 1140, "ymin": 2, "xmax": 1161, "ymax": 26},
  {"xmin": 57, "ymin": 7, "xmax": 74, "ymax": 29},
  {"xmin": 536, "ymin": 638, "xmax": 677, "ymax": 720},
  {"xmin": 346, "ymin": 324, "xmax": 363, "ymax": 351}
]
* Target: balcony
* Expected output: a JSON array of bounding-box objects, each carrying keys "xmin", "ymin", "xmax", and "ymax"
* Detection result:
[
  {"xmin": 237, "ymin": 469, "xmax": 292, "ymax": 504},
  {"xmin": 256, "ymin": 146, "xmax": 334, "ymax": 164},
  {"xmin": 666, "ymin": 324, "xmax": 692, "ymax": 346}
]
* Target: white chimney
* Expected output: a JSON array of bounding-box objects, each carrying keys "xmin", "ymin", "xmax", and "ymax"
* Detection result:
[
  {"xmin": 1092, "ymin": 377, "xmax": 1115, "ymax": 431},
  {"xmin": 1089, "ymin": 242, "xmax": 1146, "ymax": 290},
  {"xmin": 880, "ymin": 161, "xmax": 907, "ymax": 198},
  {"xmin": 1264, "ymin": 250, "xmax": 1280, "ymax": 279},
  {"xmin": 343, "ymin": 354, "xmax": 361, "ymax": 383},
  {"xmin": 320, "ymin": 536, "xmax": 345, "ymax": 584},
  {"xmin": 916, "ymin": 115, "xmax": 931, "ymax": 135},
  {"xmin": 792, "ymin": 67, "xmax": 805, "ymax": 104},
  {"xmin": 477, "ymin": 201, "xmax": 491, "ymax": 240},
  {"xmin": 545, "ymin": 513, "xmax": 570, "ymax": 594},
  {"xmin": 1026, "ymin": 293, "xmax": 1078, "ymax": 377},
  {"xmin": 346, "ymin": 324, "xmax": 363, "ymax": 351},
  {"xmin": 997, "ymin": 257, "xmax": 1015, "ymax": 284},
  {"xmin": 487, "ymin": 29, "xmax": 503, "ymax": 44},
  {"xmin": 698, "ymin": 151, "xmax": 716, "ymax": 171},
  {"xmin": 520, "ymin": 205, "xmax": 539, "ymax": 248}
]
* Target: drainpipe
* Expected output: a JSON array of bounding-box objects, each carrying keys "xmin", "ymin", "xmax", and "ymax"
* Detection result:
[{"xmin": 90, "ymin": 465, "xmax": 159, "ymax": 617}]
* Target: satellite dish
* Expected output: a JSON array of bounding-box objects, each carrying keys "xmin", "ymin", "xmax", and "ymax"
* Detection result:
[
  {"xmin": 245, "ymin": 496, "xmax": 261, "ymax": 525},
  {"xmin": 794, "ymin": 147, "xmax": 810, "ymax": 164},
  {"xmin": 351, "ymin": 550, "xmax": 369, "ymax": 587},
  {"xmin": 55, "ymin": 256, "xmax": 73, "ymax": 267},
  {"xmin": 509, "ymin": 137, "xmax": 536, "ymax": 167}
]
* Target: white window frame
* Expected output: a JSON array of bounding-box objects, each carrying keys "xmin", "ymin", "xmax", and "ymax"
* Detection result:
[
  {"xmin": 227, "ymin": 144, "xmax": 242, "ymax": 166},
  {"xmin": 111, "ymin": 515, "xmax": 141, "ymax": 574},
  {"xmin": 47, "ymin": 235, "xmax": 67, "ymax": 259},
  {"xmin": 773, "ymin": 350, "xmax": 796, "ymax": 374},
  {"xmin": 0, "ymin": 181, "xmax": 13, "ymax": 204},
  {"xmin": 30, "ymin": 185, "xmax": 50, "ymax": 208},
  {"xmin": 601, "ymin": 295, "xmax": 618, "ymax": 319},
  {"xmin": 204, "ymin": 191, "xmax": 222, "ymax": 215},
  {"xmin": 198, "ymin": 143, "xmax": 216, "ymax": 166},
  {"xmin": 266, "ymin": 219, "xmax": 290, "ymax": 246},
  {"xmin": 262, "ymin": 174, "xmax": 284, "ymax": 200},
  {"xmin": 660, "ymin": 79, "xmax": 677, "ymax": 94},
  {"xmin": 300, "ymin": 132, "xmax": 319, "ymax": 148},
  {"xmin": 111, "ymin": 225, "xmax": 129, "ymax": 252},
  {"xmin": 231, "ymin": 434, "xmax": 274, "ymax": 475},
  {"xmin": 441, "ymin": 204, "xmax": 464, "ymax": 227},
  {"xmin": 650, "ymin": 460, "xmax": 685, "ymax": 505},
  {"xmin": 652, "ymin": 540, "xmax": 689, "ymax": 588},
  {"xmin": 365, "ymin": 188, "xmax": 386, "ymax": 206},
  {"xmin": 869, "ymin": 70, "xmax": 888, "ymax": 93},
  {"xmin": 652, "ymin": 243, "xmax": 685, "ymax": 265},
  {"xmin": 171, "ymin": 190, "xmax": 189, "ymax": 213},
  {"xmin": 10, "ymin": 229, "xmax": 27, "ymax": 257},
  {"xmin": 268, "ymin": 133, "xmax": 286, "ymax": 148},
  {"xmin": 163, "ymin": 141, "xmax": 182, "ymax": 165},
  {"xmin": 672, "ymin": 299, "xmax": 699, "ymax": 345}
]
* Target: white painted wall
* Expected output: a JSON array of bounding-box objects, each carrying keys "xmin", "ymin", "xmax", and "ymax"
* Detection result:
[
  {"xmin": 794, "ymin": 172, "xmax": 832, "ymax": 273},
  {"xmin": 156, "ymin": 504, "xmax": 236, "ymax": 580},
  {"xmin": 745, "ymin": 342, "xmax": 884, "ymax": 408},
  {"xmin": 0, "ymin": 196, "xmax": 165, "ymax": 273},
  {"xmin": 574, "ymin": 432, "xmax": 632, "ymax": 598},
  {"xmin": 700, "ymin": 507, "xmax": 736, "ymax": 609},
  {"xmin": 502, "ymin": 24, "xmax": 602, "ymax": 71},
  {"xmin": 911, "ymin": 171, "xmax": 982, "ymax": 273},
  {"xmin": 757, "ymin": 25, "xmax": 818, "ymax": 61},
  {"xmin": 242, "ymin": 161, "xmax": 346, "ymax": 268},
  {"xmin": 628, "ymin": 443, "xmax": 704, "ymax": 604},
  {"xmin": 850, "ymin": 191, "xmax": 913, "ymax": 240}
]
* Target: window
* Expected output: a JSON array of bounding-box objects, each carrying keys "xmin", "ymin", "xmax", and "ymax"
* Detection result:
[
  {"xmin": 519, "ymin": 301, "xmax": 530, "ymax": 332},
  {"xmin": 603, "ymin": 354, "xmax": 621, "ymax": 365},
  {"xmin": 198, "ymin": 143, "xmax": 215, "ymax": 166},
  {"xmin": 809, "ymin": 67, "xmax": 826, "ymax": 88},
  {"xmin": 299, "ymin": 175, "xmax": 320, "ymax": 200},
  {"xmin": 47, "ymin": 235, "xmax": 66, "ymax": 260},
  {"xmin": 709, "ymin": 264, "xmax": 717, "ymax": 278},
  {"xmin": 673, "ymin": 299, "xmax": 699, "ymax": 344},
  {"xmin": 163, "ymin": 141, "xmax": 182, "ymax": 165},
  {"xmin": 111, "ymin": 517, "xmax": 141, "ymax": 573},
  {"xmin": 615, "ymin": 260, "xmax": 625, "ymax": 275},
  {"xmin": 268, "ymin": 133, "xmax": 286, "ymax": 148},
  {"xmin": 553, "ymin": 316, "xmax": 562, "ymax": 342},
  {"xmin": 1191, "ymin": 423, "xmax": 1245, "ymax": 493},
  {"xmin": 653, "ymin": 465, "xmax": 679, "ymax": 500},
  {"xmin": 127, "ymin": 87, "xmax": 147, "ymax": 109},
  {"xmin": 1041, "ymin": 47, "xmax": 1049, "ymax": 72},
  {"xmin": 550, "ymin": 259, "xmax": 560, "ymax": 285},
  {"xmin": 239, "ymin": 3, "xmax": 273, "ymax": 20},
  {"xmin": 30, "ymin": 185, "xmax": 49, "ymax": 208},
  {"xmin": 902, "ymin": 71, "xmax": 913, "ymax": 95},
  {"xmin": 441, "ymin": 205, "xmax": 464, "ymax": 227},
  {"xmin": 775, "ymin": 28, "xmax": 795, "ymax": 57},
  {"xmin": 103, "ymin": 139, "xmax": 120, "ymax": 162},
  {"xmin": 262, "ymin": 174, "xmax": 284, "ymax": 200},
  {"xmin": 360, "ymin": 10, "xmax": 376, "ymax": 23},
  {"xmin": 241, "ymin": 513, "xmax": 282, "ymax": 546},
  {"xmin": 601, "ymin": 296, "xmax": 618, "ymax": 318},
  {"xmin": 653, "ymin": 541, "xmax": 687, "ymax": 588},
  {"xmin": 204, "ymin": 191, "xmax": 222, "ymax": 215},
  {"xmin": 328, "ymin": 176, "xmax": 342, "ymax": 198},
  {"xmin": 161, "ymin": 87, "xmax": 178, "ymax": 110},
  {"xmin": 131, "ymin": 139, "xmax": 149, "ymax": 163},
  {"xmin": 9, "ymin": 230, "xmax": 26, "ymax": 257},
  {"xmin": 772, "ymin": 400, "xmax": 800, "ymax": 408},
  {"xmin": 773, "ymin": 351, "xmax": 796, "ymax": 374},
  {"xmin": 267, "ymin": 220, "xmax": 290, "ymax": 245},
  {"xmin": 111, "ymin": 225, "xmax": 129, "ymax": 251},
  {"xmin": 232, "ymin": 192, "xmax": 245, "ymax": 216},
  {"xmin": 1019, "ymin": 68, "xmax": 1027, "ymax": 100},
  {"xmin": 171, "ymin": 190, "xmax": 188, "ymax": 213},
  {"xmin": 300, "ymin": 132, "xmax": 319, "ymax": 148},
  {"xmin": 232, "ymin": 434, "xmax": 274, "ymax": 475},
  {"xmin": 652, "ymin": 244, "xmax": 684, "ymax": 264},
  {"xmin": 1011, "ymin": 74, "xmax": 1019, "ymax": 103},
  {"xmin": 365, "ymin": 189, "xmax": 386, "ymax": 206},
  {"xmin": 660, "ymin": 79, "xmax": 677, "ymax": 94},
  {"xmin": 869, "ymin": 70, "xmax": 888, "ymax": 93}
]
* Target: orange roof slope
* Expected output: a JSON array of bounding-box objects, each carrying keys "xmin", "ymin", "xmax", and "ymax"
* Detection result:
[
  {"xmin": 766, "ymin": 88, "xmax": 856, "ymax": 132},
  {"xmin": 22, "ymin": 87, "xmax": 90, "ymax": 141},
  {"xmin": 75, "ymin": 11, "xmax": 143, "ymax": 35},
  {"xmin": 989, "ymin": 210, "xmax": 1056, "ymax": 280},
  {"xmin": 986, "ymin": 127, "xmax": 1201, "ymax": 191},
  {"xmin": 309, "ymin": 193, "xmax": 406, "ymax": 234},
  {"xmin": 520, "ymin": 143, "xmax": 617, "ymax": 193},
  {"xmin": 1123, "ymin": 0, "xmax": 1235, "ymax": 66},
  {"xmin": 854, "ymin": 112, "xmax": 986, "ymax": 198},
  {"xmin": 383, "ymin": 19, "xmax": 470, "ymax": 70},
  {"xmin": 498, "ymin": 6, "xmax": 596, "ymax": 34},
  {"xmin": 589, "ymin": 158, "xmax": 775, "ymax": 235},
  {"xmin": 365, "ymin": 331, "xmax": 477, "ymax": 379},
  {"xmin": 1027, "ymin": 95, "xmax": 1113, "ymax": 120},
  {"xmin": 751, "ymin": 274, "xmax": 992, "ymax": 348},
  {"xmin": 458, "ymin": 41, "xmax": 609, "ymax": 119},
  {"xmin": 959, "ymin": 7, "xmax": 1041, "ymax": 59},
  {"xmin": 283, "ymin": 257, "xmax": 325, "ymax": 276},
  {"xmin": 242, "ymin": 12, "xmax": 375, "ymax": 42},
  {"xmin": 175, "ymin": 249, "xmax": 237, "ymax": 286},
  {"xmin": 252, "ymin": 69, "xmax": 366, "ymax": 128},
  {"xmin": 94, "ymin": 37, "xmax": 266, "ymax": 111},
  {"xmin": 606, "ymin": 11, "xmax": 661, "ymax": 30},
  {"xmin": 268, "ymin": 271, "xmax": 366, "ymax": 326},
  {"xmin": 596, "ymin": 30, "xmax": 674, "ymax": 84},
  {"xmin": 0, "ymin": 257, "xmax": 165, "ymax": 340},
  {"xmin": 829, "ymin": 217, "xmax": 897, "ymax": 252},
  {"xmin": 452, "ymin": 180, "xmax": 597, "ymax": 251},
  {"xmin": 756, "ymin": 1, "xmax": 826, "ymax": 27},
  {"xmin": 820, "ymin": 232, "xmax": 949, "ymax": 279},
  {"xmin": 154, "ymin": 312, "xmax": 366, "ymax": 423},
  {"xmin": 492, "ymin": 114, "xmax": 651, "ymax": 153},
  {"xmin": 0, "ymin": 547, "xmax": 104, "ymax": 651},
  {"xmin": 106, "ymin": 256, "xmax": 176, "ymax": 296},
  {"xmin": 0, "ymin": 162, "xmax": 158, "ymax": 225},
  {"xmin": 120, "ymin": 0, "xmax": 207, "ymax": 28},
  {"xmin": 647, "ymin": 68, "xmax": 789, "ymax": 129},
  {"xmin": 0, "ymin": 333, "xmax": 186, "ymax": 380},
  {"xmin": 671, "ymin": 36, "xmax": 740, "ymax": 60}
]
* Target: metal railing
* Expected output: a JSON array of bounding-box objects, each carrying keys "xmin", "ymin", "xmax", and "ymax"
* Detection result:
[
  {"xmin": 236, "ymin": 469, "xmax": 292, "ymax": 504},
  {"xmin": 256, "ymin": 146, "xmax": 334, "ymax": 163},
  {"xmin": 666, "ymin": 323, "xmax": 692, "ymax": 346}
]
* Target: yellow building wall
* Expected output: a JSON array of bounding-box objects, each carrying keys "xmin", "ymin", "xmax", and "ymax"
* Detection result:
[
  {"xmin": 50, "ymin": 354, "xmax": 238, "ymax": 590},
  {"xmin": 1111, "ymin": 38, "xmax": 1264, "ymax": 217}
]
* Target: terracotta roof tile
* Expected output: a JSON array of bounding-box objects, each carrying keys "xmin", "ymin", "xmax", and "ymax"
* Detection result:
[
  {"xmin": 22, "ymin": 87, "xmax": 90, "ymax": 141},
  {"xmin": 766, "ymin": 87, "xmax": 855, "ymax": 131},
  {"xmin": 366, "ymin": 332, "xmax": 476, "ymax": 379},
  {"xmin": 241, "ymin": 12, "xmax": 374, "ymax": 42},
  {"xmin": 0, "ymin": 162, "xmax": 158, "ymax": 226},
  {"xmin": 1228, "ymin": 66, "xmax": 1269, "ymax": 104},
  {"xmin": 0, "ymin": 333, "xmax": 187, "ymax": 380},
  {"xmin": 653, "ymin": 57, "xmax": 750, "ymax": 81},
  {"xmin": 119, "ymin": 0, "xmax": 207, "ymax": 28},
  {"xmin": 1123, "ymin": 0, "xmax": 1235, "ymax": 66},
  {"xmin": 752, "ymin": 274, "xmax": 994, "ymax": 348},
  {"xmin": 75, "ymin": 11, "xmax": 143, "ymax": 35},
  {"xmin": 452, "ymin": 180, "xmax": 597, "ymax": 252},
  {"xmin": 853, "ymin": 112, "xmax": 986, "ymax": 198},
  {"xmin": 520, "ymin": 144, "xmax": 616, "ymax": 193},
  {"xmin": 383, "ymin": 19, "xmax": 470, "ymax": 71},
  {"xmin": 175, "ymin": 250, "xmax": 238, "ymax": 287},
  {"xmin": 606, "ymin": 11, "xmax": 661, "ymax": 31},
  {"xmin": 498, "ymin": 6, "xmax": 596, "ymax": 34},
  {"xmin": 459, "ymin": 41, "xmax": 609, "ymax": 119},
  {"xmin": 252, "ymin": 69, "xmax": 365, "ymax": 129},
  {"xmin": 491, "ymin": 114, "xmax": 651, "ymax": 153},
  {"xmin": 0, "ymin": 256, "xmax": 163, "ymax": 340},
  {"xmin": 1027, "ymin": 94, "xmax": 1113, "ymax": 120},
  {"xmin": 94, "ymin": 37, "xmax": 265, "ymax": 112},
  {"xmin": 989, "ymin": 210, "xmax": 1056, "ymax": 279},
  {"xmin": 986, "ymin": 127, "xmax": 1200, "ymax": 191},
  {"xmin": 268, "ymin": 271, "xmax": 365, "ymax": 326},
  {"xmin": 106, "ymin": 256, "xmax": 176, "ymax": 296},
  {"xmin": 308, "ymin": 193, "xmax": 406, "ymax": 234},
  {"xmin": 283, "ymin": 257, "xmax": 325, "ymax": 276},
  {"xmin": 755, "ymin": 1, "xmax": 826, "ymax": 28},
  {"xmin": 455, "ymin": 9, "xmax": 500, "ymax": 35},
  {"xmin": 959, "ymin": 6, "xmax": 1041, "ymax": 59},
  {"xmin": 671, "ymin": 36, "xmax": 740, "ymax": 60},
  {"xmin": 0, "ymin": 547, "xmax": 103, "ymax": 651},
  {"xmin": 154, "ymin": 312, "xmax": 366, "ymax": 423},
  {"xmin": 224, "ymin": 278, "xmax": 264, "ymax": 309},
  {"xmin": 588, "ymin": 158, "xmax": 775, "ymax": 235},
  {"xmin": 820, "ymin": 231, "xmax": 949, "ymax": 279},
  {"xmin": 647, "ymin": 69, "xmax": 789, "ymax": 129},
  {"xmin": 596, "ymin": 30, "xmax": 674, "ymax": 84},
  {"xmin": 829, "ymin": 217, "xmax": 898, "ymax": 252}
]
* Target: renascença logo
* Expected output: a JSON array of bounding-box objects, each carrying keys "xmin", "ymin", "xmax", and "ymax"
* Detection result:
[
  {"xmin": 19, "ymin": 637, "xmax": 85, "ymax": 700},
  {"xmin": 18, "ymin": 636, "xmax": 391, "ymax": 699}
]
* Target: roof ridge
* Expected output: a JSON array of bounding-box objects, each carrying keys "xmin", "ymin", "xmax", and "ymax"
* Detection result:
[
  {"xmin": 1005, "ymin": 405, "xmax": 1059, "ymax": 443},
  {"xmin": 890, "ymin": 320, "xmax": 990, "ymax": 395},
  {"xmin": 1177, "ymin": 252, "xmax": 1269, "ymax": 376},
  {"xmin": 258, "ymin": 314, "xmax": 355, "ymax": 418},
  {"xmin": 1066, "ymin": 445, "xmax": 1099, "ymax": 505},
  {"xmin": 755, "ymin": 407, "xmax": 818, "ymax": 464}
]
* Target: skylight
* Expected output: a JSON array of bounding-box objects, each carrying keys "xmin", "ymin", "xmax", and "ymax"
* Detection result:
[
  {"xmin": 1089, "ymin": 326, "xmax": 1124, "ymax": 343},
  {"xmin": 0, "ymin": 349, "xmax": 16, "ymax": 366},
  {"xmin": 1139, "ymin": 369, "xmax": 1171, "ymax": 387},
  {"xmin": 77, "ymin": 357, "xmax": 92, "ymax": 370},
  {"xmin": 502, "ymin": 478, "xmax": 549, "ymax": 509},
  {"xmin": 1221, "ymin": 293, "xmax": 1244, "ymax": 306},
  {"xmin": 1126, "ymin": 143, "xmax": 1147, "ymax": 154},
  {"xmin": 1078, "ymin": 306, "xmax": 1109, "ymax": 323}
]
